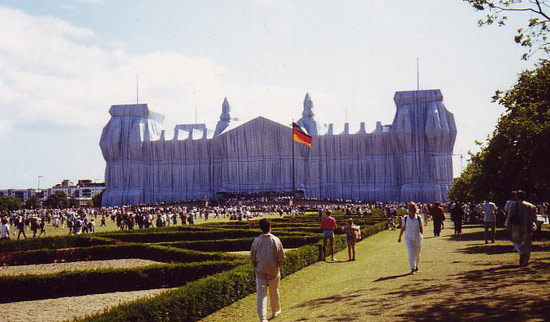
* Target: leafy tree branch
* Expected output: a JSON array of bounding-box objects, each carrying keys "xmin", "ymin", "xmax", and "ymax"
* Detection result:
[{"xmin": 465, "ymin": 0, "xmax": 550, "ymax": 59}]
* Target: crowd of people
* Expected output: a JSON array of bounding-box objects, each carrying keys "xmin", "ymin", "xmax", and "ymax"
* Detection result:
[
  {"xmin": 0, "ymin": 198, "xmax": 405, "ymax": 241},
  {"xmin": 1, "ymin": 196, "xmax": 547, "ymax": 243}
]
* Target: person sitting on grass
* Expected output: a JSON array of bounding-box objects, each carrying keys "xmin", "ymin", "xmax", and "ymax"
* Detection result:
[
  {"xmin": 342, "ymin": 218, "xmax": 360, "ymax": 261},
  {"xmin": 320, "ymin": 210, "xmax": 337, "ymax": 261},
  {"xmin": 250, "ymin": 218, "xmax": 285, "ymax": 322}
]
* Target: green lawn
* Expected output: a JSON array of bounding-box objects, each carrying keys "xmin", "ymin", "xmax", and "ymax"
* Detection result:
[{"xmin": 202, "ymin": 222, "xmax": 550, "ymax": 322}]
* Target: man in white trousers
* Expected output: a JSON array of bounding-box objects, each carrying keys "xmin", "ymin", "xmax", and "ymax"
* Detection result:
[
  {"xmin": 398, "ymin": 202, "xmax": 424, "ymax": 274},
  {"xmin": 250, "ymin": 218, "xmax": 285, "ymax": 322}
]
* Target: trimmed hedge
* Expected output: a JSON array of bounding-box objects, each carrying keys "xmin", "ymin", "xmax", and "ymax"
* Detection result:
[
  {"xmin": 98, "ymin": 229, "xmax": 312, "ymax": 243},
  {"xmin": 79, "ymin": 221, "xmax": 387, "ymax": 322},
  {"xmin": 0, "ymin": 259, "xmax": 247, "ymax": 303},
  {"xmin": 79, "ymin": 264, "xmax": 257, "ymax": 322},
  {"xmin": 158, "ymin": 235, "xmax": 322, "ymax": 252},
  {"xmin": 0, "ymin": 235, "xmax": 113, "ymax": 253},
  {"xmin": 0, "ymin": 243, "xmax": 239, "ymax": 266}
]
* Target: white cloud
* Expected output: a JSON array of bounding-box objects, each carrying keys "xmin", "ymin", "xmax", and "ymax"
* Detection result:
[
  {"xmin": 75, "ymin": 0, "xmax": 104, "ymax": 4},
  {"xmin": 0, "ymin": 119, "xmax": 13, "ymax": 138},
  {"xmin": 0, "ymin": 6, "xmax": 317, "ymax": 142}
]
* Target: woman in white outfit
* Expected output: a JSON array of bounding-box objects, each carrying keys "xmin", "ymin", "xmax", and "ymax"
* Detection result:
[{"xmin": 398, "ymin": 202, "xmax": 424, "ymax": 274}]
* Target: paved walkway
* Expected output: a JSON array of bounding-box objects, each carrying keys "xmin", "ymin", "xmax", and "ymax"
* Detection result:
[{"xmin": 202, "ymin": 221, "xmax": 550, "ymax": 322}]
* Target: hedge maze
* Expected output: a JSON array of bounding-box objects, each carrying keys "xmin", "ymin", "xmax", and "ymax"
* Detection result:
[{"xmin": 0, "ymin": 212, "xmax": 388, "ymax": 321}]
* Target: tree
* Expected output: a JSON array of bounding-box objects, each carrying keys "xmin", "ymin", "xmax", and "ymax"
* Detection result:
[
  {"xmin": 464, "ymin": 0, "xmax": 550, "ymax": 59},
  {"xmin": 449, "ymin": 59, "xmax": 550, "ymax": 204},
  {"xmin": 93, "ymin": 189, "xmax": 105, "ymax": 208},
  {"xmin": 44, "ymin": 191, "xmax": 70, "ymax": 209},
  {"xmin": 68, "ymin": 198, "xmax": 81, "ymax": 208},
  {"xmin": 25, "ymin": 195, "xmax": 42, "ymax": 209},
  {"xmin": 0, "ymin": 195, "xmax": 22, "ymax": 211}
]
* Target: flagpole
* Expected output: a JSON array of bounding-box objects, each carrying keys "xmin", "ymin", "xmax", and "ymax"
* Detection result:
[{"xmin": 291, "ymin": 121, "xmax": 295, "ymax": 197}]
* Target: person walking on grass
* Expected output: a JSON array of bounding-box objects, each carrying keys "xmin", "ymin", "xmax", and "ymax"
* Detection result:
[
  {"xmin": 430, "ymin": 202, "xmax": 445, "ymax": 236},
  {"xmin": 38, "ymin": 219, "xmax": 46, "ymax": 237},
  {"xmin": 450, "ymin": 202, "xmax": 464, "ymax": 236},
  {"xmin": 506, "ymin": 190, "xmax": 537, "ymax": 267},
  {"xmin": 320, "ymin": 210, "xmax": 337, "ymax": 261},
  {"xmin": 481, "ymin": 199, "xmax": 497, "ymax": 244},
  {"xmin": 16, "ymin": 216, "xmax": 26, "ymax": 240},
  {"xmin": 250, "ymin": 218, "xmax": 285, "ymax": 322},
  {"xmin": 342, "ymin": 218, "xmax": 360, "ymax": 261},
  {"xmin": 398, "ymin": 202, "xmax": 424, "ymax": 274}
]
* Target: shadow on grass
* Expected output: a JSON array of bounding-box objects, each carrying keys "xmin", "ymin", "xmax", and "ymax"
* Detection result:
[
  {"xmin": 447, "ymin": 229, "xmax": 509, "ymax": 242},
  {"xmin": 449, "ymin": 228, "xmax": 550, "ymax": 243},
  {"xmin": 458, "ymin": 244, "xmax": 550, "ymax": 255},
  {"xmin": 373, "ymin": 272, "xmax": 411, "ymax": 282},
  {"xmin": 392, "ymin": 260, "xmax": 550, "ymax": 321},
  {"xmin": 292, "ymin": 253, "xmax": 550, "ymax": 321},
  {"xmin": 402, "ymin": 297, "xmax": 550, "ymax": 322},
  {"xmin": 324, "ymin": 260, "xmax": 349, "ymax": 264}
]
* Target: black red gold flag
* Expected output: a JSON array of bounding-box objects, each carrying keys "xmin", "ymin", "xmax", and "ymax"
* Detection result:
[{"xmin": 292, "ymin": 122, "xmax": 312, "ymax": 147}]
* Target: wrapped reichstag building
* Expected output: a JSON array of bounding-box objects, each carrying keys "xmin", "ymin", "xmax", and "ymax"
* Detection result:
[{"xmin": 99, "ymin": 89, "xmax": 456, "ymax": 206}]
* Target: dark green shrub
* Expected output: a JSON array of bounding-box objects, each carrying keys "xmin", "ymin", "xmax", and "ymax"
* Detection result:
[
  {"xmin": 0, "ymin": 244, "xmax": 238, "ymax": 266},
  {"xmin": 0, "ymin": 235, "xmax": 113, "ymax": 253},
  {"xmin": 158, "ymin": 235, "xmax": 322, "ymax": 252},
  {"xmin": 79, "ymin": 221, "xmax": 387, "ymax": 322},
  {"xmin": 79, "ymin": 264, "xmax": 257, "ymax": 322},
  {"xmin": 98, "ymin": 229, "xmax": 311, "ymax": 243},
  {"xmin": 0, "ymin": 259, "xmax": 246, "ymax": 303}
]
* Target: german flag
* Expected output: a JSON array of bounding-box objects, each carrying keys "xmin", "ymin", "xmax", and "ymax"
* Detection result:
[{"xmin": 292, "ymin": 122, "xmax": 312, "ymax": 147}]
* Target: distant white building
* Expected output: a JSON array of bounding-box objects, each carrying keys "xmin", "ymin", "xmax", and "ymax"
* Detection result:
[
  {"xmin": 0, "ymin": 189, "xmax": 35, "ymax": 203},
  {"xmin": 0, "ymin": 179, "xmax": 105, "ymax": 204}
]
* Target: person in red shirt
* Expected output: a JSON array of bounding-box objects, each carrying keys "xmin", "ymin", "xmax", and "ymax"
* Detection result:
[{"xmin": 321, "ymin": 211, "xmax": 337, "ymax": 261}]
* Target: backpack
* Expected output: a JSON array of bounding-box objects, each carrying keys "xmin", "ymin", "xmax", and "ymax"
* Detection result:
[
  {"xmin": 354, "ymin": 226, "xmax": 362, "ymax": 241},
  {"xmin": 509, "ymin": 201, "xmax": 521, "ymax": 225}
]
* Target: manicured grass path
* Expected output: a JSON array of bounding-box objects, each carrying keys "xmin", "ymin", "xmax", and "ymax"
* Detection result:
[{"xmin": 202, "ymin": 222, "xmax": 550, "ymax": 322}]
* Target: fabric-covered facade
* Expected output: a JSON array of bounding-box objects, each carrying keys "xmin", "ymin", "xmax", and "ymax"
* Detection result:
[{"xmin": 100, "ymin": 89, "xmax": 456, "ymax": 206}]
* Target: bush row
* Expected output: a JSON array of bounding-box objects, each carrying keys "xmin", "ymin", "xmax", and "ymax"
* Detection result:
[
  {"xmin": 0, "ymin": 216, "xmax": 387, "ymax": 253},
  {"xmin": 79, "ymin": 221, "xmax": 387, "ymax": 322},
  {"xmin": 0, "ymin": 235, "xmax": 113, "ymax": 253},
  {"xmin": 0, "ymin": 259, "xmax": 246, "ymax": 303},
  {"xmin": 98, "ymin": 228, "xmax": 312, "ymax": 243},
  {"xmin": 0, "ymin": 243, "xmax": 239, "ymax": 266},
  {"xmin": 158, "ymin": 235, "xmax": 322, "ymax": 252}
]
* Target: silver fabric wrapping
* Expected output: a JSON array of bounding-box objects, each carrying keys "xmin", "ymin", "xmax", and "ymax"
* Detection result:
[{"xmin": 99, "ymin": 90, "xmax": 456, "ymax": 206}]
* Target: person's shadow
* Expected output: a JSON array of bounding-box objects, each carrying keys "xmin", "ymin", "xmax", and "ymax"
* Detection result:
[{"xmin": 373, "ymin": 272, "xmax": 411, "ymax": 282}]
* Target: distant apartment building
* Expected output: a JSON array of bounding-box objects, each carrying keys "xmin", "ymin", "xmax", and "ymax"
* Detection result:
[{"xmin": 0, "ymin": 179, "xmax": 105, "ymax": 203}]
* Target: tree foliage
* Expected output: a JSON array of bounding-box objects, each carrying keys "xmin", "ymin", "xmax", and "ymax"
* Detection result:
[
  {"xmin": 0, "ymin": 195, "xmax": 23, "ymax": 211},
  {"xmin": 24, "ymin": 195, "xmax": 42, "ymax": 209},
  {"xmin": 93, "ymin": 189, "xmax": 104, "ymax": 208},
  {"xmin": 44, "ymin": 191, "xmax": 70, "ymax": 209},
  {"xmin": 464, "ymin": 0, "xmax": 550, "ymax": 59},
  {"xmin": 449, "ymin": 59, "xmax": 550, "ymax": 204}
]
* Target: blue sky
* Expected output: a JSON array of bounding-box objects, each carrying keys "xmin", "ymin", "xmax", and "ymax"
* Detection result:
[{"xmin": 0, "ymin": 0, "xmax": 540, "ymax": 189}]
